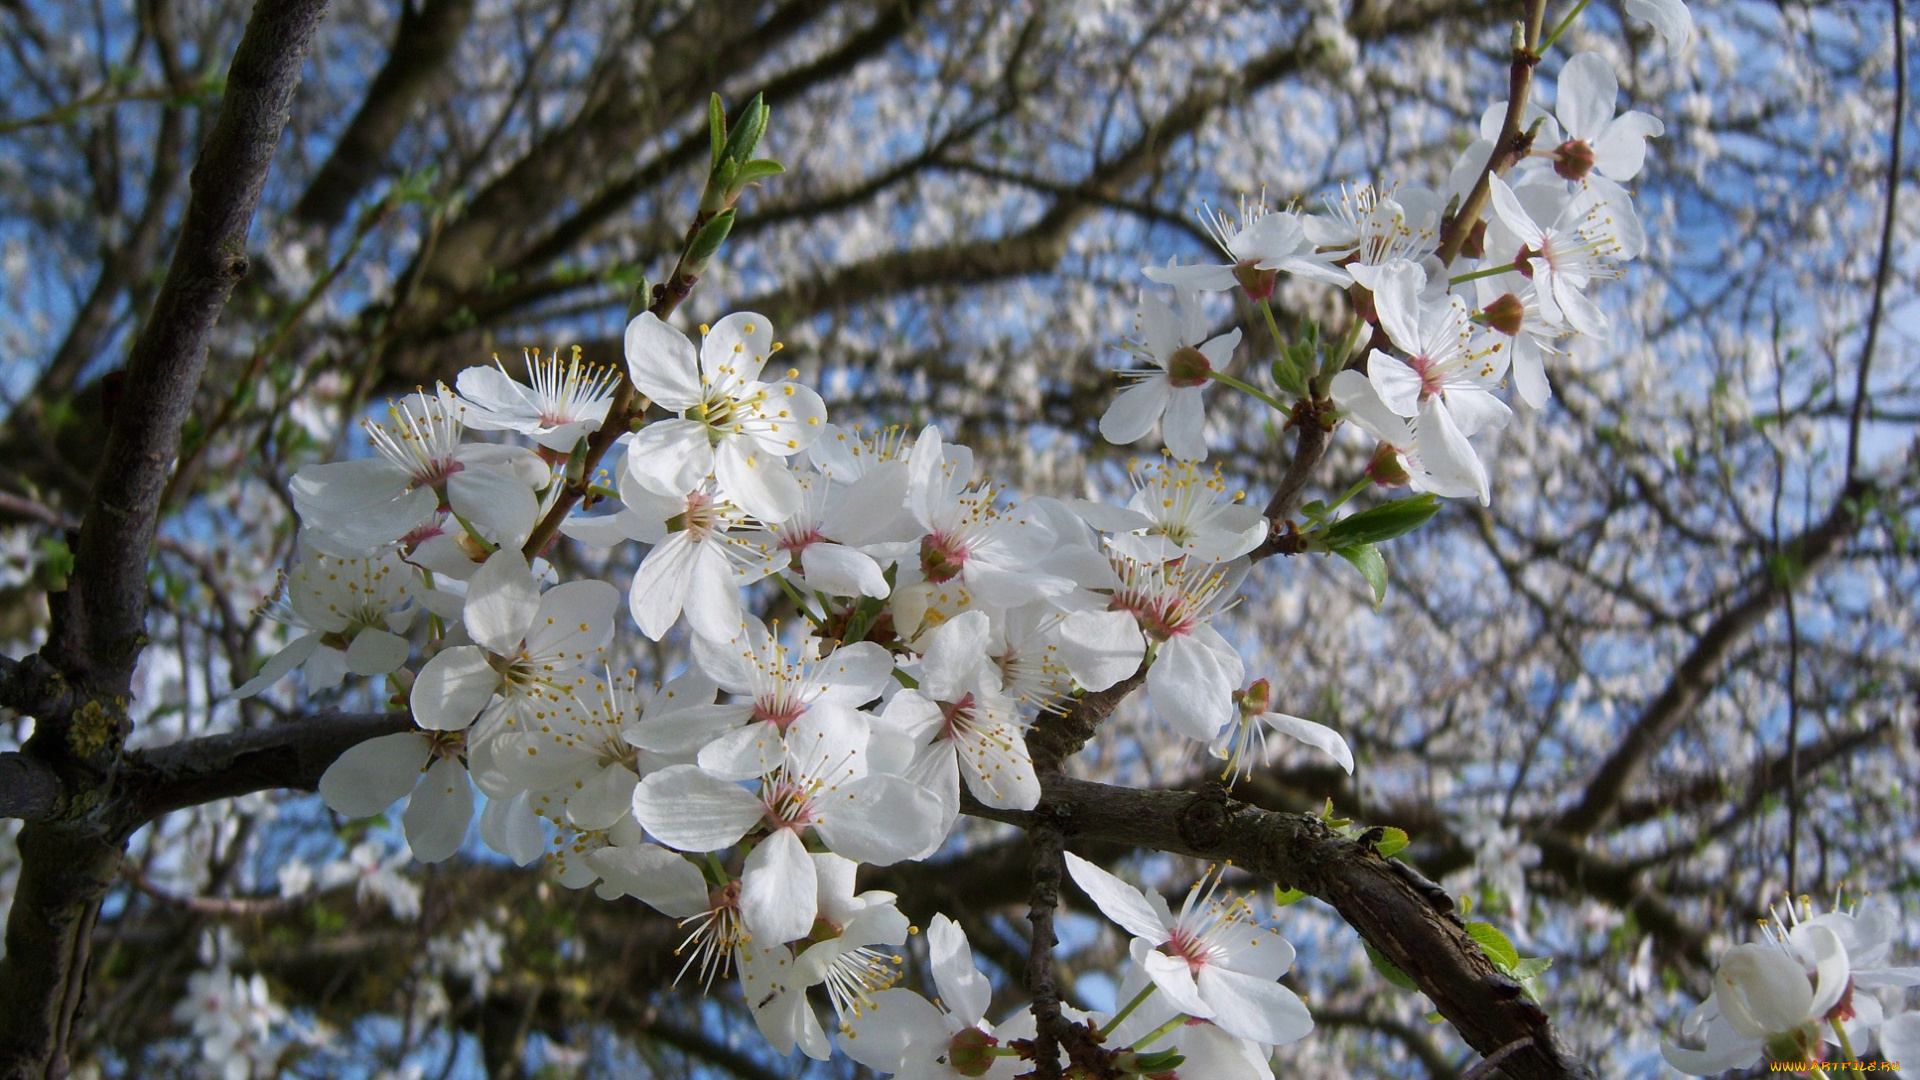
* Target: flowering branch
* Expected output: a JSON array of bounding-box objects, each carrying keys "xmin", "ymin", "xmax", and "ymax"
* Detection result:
[
  {"xmin": 963, "ymin": 776, "xmax": 1598, "ymax": 1080},
  {"xmin": 1434, "ymin": 0, "xmax": 1550, "ymax": 268}
]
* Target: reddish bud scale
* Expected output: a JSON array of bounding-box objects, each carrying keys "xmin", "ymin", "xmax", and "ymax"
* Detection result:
[
  {"xmin": 1366, "ymin": 442, "xmax": 1413, "ymax": 487},
  {"xmin": 1514, "ymin": 245, "xmax": 1540, "ymax": 280},
  {"xmin": 1350, "ymin": 283, "xmax": 1378, "ymax": 326},
  {"xmin": 1461, "ymin": 217, "xmax": 1488, "ymax": 260},
  {"xmin": 1236, "ymin": 677, "xmax": 1272, "ymax": 716}
]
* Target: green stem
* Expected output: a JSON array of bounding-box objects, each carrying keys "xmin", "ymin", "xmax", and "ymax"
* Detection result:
[
  {"xmin": 1099, "ymin": 984, "xmax": 1158, "ymax": 1037},
  {"xmin": 772, "ymin": 573, "xmax": 824, "ymax": 629},
  {"xmin": 1317, "ymin": 315, "xmax": 1371, "ymax": 389},
  {"xmin": 1538, "ymin": 0, "xmax": 1594, "ymax": 53},
  {"xmin": 1132, "ymin": 1014, "xmax": 1188, "ymax": 1049},
  {"xmin": 1325, "ymin": 476, "xmax": 1374, "ymax": 515},
  {"xmin": 452, "ymin": 511, "xmax": 499, "ymax": 555},
  {"xmin": 1448, "ymin": 261, "xmax": 1523, "ymax": 287},
  {"xmin": 1834, "ymin": 1019, "xmax": 1858, "ymax": 1065},
  {"xmin": 1259, "ymin": 300, "xmax": 1290, "ymax": 357},
  {"xmin": 1208, "ymin": 370, "xmax": 1290, "ymax": 413}
]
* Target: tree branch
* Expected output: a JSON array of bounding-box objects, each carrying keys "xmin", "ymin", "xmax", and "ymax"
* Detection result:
[
  {"xmin": 291, "ymin": 0, "xmax": 476, "ymax": 228},
  {"xmin": 1552, "ymin": 479, "xmax": 1871, "ymax": 837},
  {"xmin": 51, "ymin": 0, "xmax": 329, "ymax": 693},
  {"xmin": 0, "ymin": 3, "xmax": 329, "ymax": 1073},
  {"xmin": 965, "ymin": 776, "xmax": 1596, "ymax": 1080}
]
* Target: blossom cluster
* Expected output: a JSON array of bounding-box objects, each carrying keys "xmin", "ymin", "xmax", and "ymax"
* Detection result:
[
  {"xmin": 248, "ymin": 311, "xmax": 1349, "ymax": 1068},
  {"xmin": 1663, "ymin": 897, "xmax": 1920, "ymax": 1075},
  {"xmin": 208, "ymin": 5, "xmax": 1920, "ymax": 1076},
  {"xmin": 1108, "ymin": 46, "xmax": 1663, "ymax": 506}
]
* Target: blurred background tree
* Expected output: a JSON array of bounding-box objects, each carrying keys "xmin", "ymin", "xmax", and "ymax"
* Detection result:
[{"xmin": 0, "ymin": 0, "xmax": 1913, "ymax": 1076}]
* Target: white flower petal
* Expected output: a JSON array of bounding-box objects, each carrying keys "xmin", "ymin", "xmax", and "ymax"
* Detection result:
[
  {"xmin": 344, "ymin": 629, "xmax": 409, "ymax": 677},
  {"xmin": 464, "ymin": 551, "xmax": 540, "ymax": 655},
  {"xmin": 624, "ymin": 419, "xmax": 714, "ymax": 498},
  {"xmin": 585, "ymin": 843, "xmax": 710, "ymax": 916},
  {"xmin": 1162, "ymin": 387, "xmax": 1208, "ymax": 462},
  {"xmin": 1556, "ymin": 52, "xmax": 1617, "ymax": 142},
  {"xmin": 402, "ymin": 756, "xmax": 473, "ymax": 863},
  {"xmin": 319, "ymin": 732, "xmax": 431, "ymax": 817},
  {"xmin": 1197, "ymin": 966, "xmax": 1315, "ymax": 1046},
  {"xmin": 411, "ymin": 645, "xmax": 499, "ymax": 731},
  {"xmin": 630, "ymin": 764, "xmax": 764, "ymax": 851},
  {"xmin": 1264, "ymin": 712, "xmax": 1355, "ymax": 773},
  {"xmin": 742, "ymin": 828, "xmax": 817, "ymax": 943},
  {"xmin": 1059, "ymin": 610, "xmax": 1146, "ymax": 691},
  {"xmin": 624, "ymin": 313, "xmax": 703, "ymax": 408},
  {"xmin": 232, "ymin": 632, "xmax": 322, "ymax": 698},
  {"xmin": 930, "ymin": 914, "xmax": 992, "ymax": 1024},
  {"xmin": 1100, "ymin": 380, "xmax": 1170, "ymax": 446},
  {"xmin": 1064, "ymin": 852, "xmax": 1169, "ymax": 941},
  {"xmin": 479, "ymin": 790, "xmax": 545, "ymax": 866},
  {"xmin": 630, "ymin": 533, "xmax": 697, "ymax": 640}
]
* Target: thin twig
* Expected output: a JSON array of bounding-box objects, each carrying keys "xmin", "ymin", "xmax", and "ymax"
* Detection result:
[{"xmin": 1844, "ymin": 0, "xmax": 1906, "ymax": 482}]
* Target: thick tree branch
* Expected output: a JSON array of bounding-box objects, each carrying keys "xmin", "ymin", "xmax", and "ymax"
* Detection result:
[
  {"xmin": 0, "ymin": 3, "xmax": 329, "ymax": 1074},
  {"xmin": 50, "ymin": 0, "xmax": 329, "ymax": 692},
  {"xmin": 292, "ymin": 0, "xmax": 476, "ymax": 228},
  {"xmin": 122, "ymin": 710, "xmax": 415, "ymax": 823},
  {"xmin": 965, "ymin": 775, "xmax": 1596, "ymax": 1080}
]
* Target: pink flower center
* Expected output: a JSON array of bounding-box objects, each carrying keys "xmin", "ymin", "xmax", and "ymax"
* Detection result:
[
  {"xmin": 938, "ymin": 694, "xmax": 977, "ymax": 740},
  {"xmin": 921, "ymin": 532, "xmax": 970, "ymax": 584},
  {"xmin": 1162, "ymin": 925, "xmax": 1220, "ymax": 973},
  {"xmin": 751, "ymin": 697, "xmax": 807, "ymax": 732},
  {"xmin": 1111, "ymin": 591, "xmax": 1194, "ymax": 643}
]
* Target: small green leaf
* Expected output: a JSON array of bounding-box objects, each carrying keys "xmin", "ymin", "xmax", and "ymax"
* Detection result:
[
  {"xmin": 1425, "ymin": 1010, "xmax": 1444, "ymax": 1024},
  {"xmin": 1467, "ymin": 921, "xmax": 1519, "ymax": 973},
  {"xmin": 1372, "ymin": 827, "xmax": 1409, "ymax": 859},
  {"xmin": 1330, "ymin": 542, "xmax": 1388, "ymax": 608},
  {"xmin": 730, "ymin": 158, "xmax": 786, "ymax": 189},
  {"xmin": 1364, "ymin": 942, "xmax": 1419, "ymax": 992},
  {"xmin": 708, "ymin": 94, "xmax": 727, "ymax": 170},
  {"xmin": 1269, "ymin": 354, "xmax": 1306, "ymax": 396},
  {"xmin": 1273, "ymin": 886, "xmax": 1308, "ymax": 907},
  {"xmin": 1510, "ymin": 956, "xmax": 1553, "ymax": 981},
  {"xmin": 34, "ymin": 536, "xmax": 74, "ymax": 591},
  {"xmin": 1324, "ymin": 493, "xmax": 1442, "ymax": 546},
  {"xmin": 720, "ymin": 93, "xmax": 769, "ymax": 166},
  {"xmin": 686, "ymin": 208, "xmax": 737, "ymax": 265}
]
